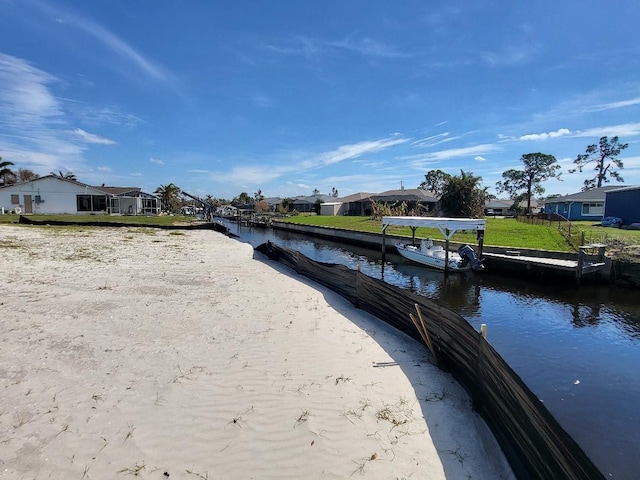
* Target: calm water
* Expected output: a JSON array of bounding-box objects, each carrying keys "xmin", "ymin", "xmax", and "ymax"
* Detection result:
[{"xmin": 228, "ymin": 222, "xmax": 640, "ymax": 479}]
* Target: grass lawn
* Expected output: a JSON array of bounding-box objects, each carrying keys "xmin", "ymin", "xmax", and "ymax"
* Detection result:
[{"xmin": 277, "ymin": 215, "xmax": 640, "ymax": 252}]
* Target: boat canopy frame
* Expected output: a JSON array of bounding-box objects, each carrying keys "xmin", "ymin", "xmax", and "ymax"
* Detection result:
[{"xmin": 381, "ymin": 216, "xmax": 486, "ymax": 274}]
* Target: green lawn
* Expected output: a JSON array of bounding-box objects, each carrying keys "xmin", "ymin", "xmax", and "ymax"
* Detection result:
[{"xmin": 277, "ymin": 215, "xmax": 640, "ymax": 252}]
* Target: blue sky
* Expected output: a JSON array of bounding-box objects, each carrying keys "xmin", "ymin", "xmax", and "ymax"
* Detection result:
[{"xmin": 1, "ymin": 0, "xmax": 639, "ymax": 200}]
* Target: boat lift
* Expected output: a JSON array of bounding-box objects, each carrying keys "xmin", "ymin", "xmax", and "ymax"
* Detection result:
[{"xmin": 381, "ymin": 216, "xmax": 486, "ymax": 274}]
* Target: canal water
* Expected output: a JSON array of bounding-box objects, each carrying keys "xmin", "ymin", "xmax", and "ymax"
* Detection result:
[{"xmin": 228, "ymin": 222, "xmax": 640, "ymax": 479}]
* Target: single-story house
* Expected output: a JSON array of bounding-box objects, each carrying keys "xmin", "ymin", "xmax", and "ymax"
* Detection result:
[
  {"xmin": 484, "ymin": 199, "xmax": 513, "ymax": 216},
  {"xmin": 290, "ymin": 194, "xmax": 333, "ymax": 213},
  {"xmin": 484, "ymin": 198, "xmax": 540, "ymax": 216},
  {"xmin": 318, "ymin": 188, "xmax": 439, "ymax": 217},
  {"xmin": 542, "ymin": 186, "xmax": 623, "ymax": 221},
  {"xmin": 370, "ymin": 188, "xmax": 438, "ymax": 215},
  {"xmin": 0, "ymin": 175, "xmax": 160, "ymax": 215},
  {"xmin": 604, "ymin": 186, "xmax": 640, "ymax": 225}
]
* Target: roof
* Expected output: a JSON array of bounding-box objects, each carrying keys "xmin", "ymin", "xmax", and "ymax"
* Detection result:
[
  {"xmin": 336, "ymin": 192, "xmax": 374, "ymax": 202},
  {"xmin": 604, "ymin": 185, "xmax": 640, "ymax": 194},
  {"xmin": 371, "ymin": 188, "xmax": 438, "ymax": 202},
  {"xmin": 291, "ymin": 194, "xmax": 333, "ymax": 204},
  {"xmin": 545, "ymin": 186, "xmax": 624, "ymax": 203},
  {"xmin": 94, "ymin": 186, "xmax": 141, "ymax": 196},
  {"xmin": 485, "ymin": 199, "xmax": 513, "ymax": 209}
]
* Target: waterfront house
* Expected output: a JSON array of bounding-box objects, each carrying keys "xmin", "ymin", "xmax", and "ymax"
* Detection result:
[
  {"xmin": 542, "ymin": 186, "xmax": 624, "ymax": 221},
  {"xmin": 290, "ymin": 194, "xmax": 333, "ymax": 213},
  {"xmin": 604, "ymin": 186, "xmax": 640, "ymax": 226},
  {"xmin": 0, "ymin": 175, "xmax": 160, "ymax": 215}
]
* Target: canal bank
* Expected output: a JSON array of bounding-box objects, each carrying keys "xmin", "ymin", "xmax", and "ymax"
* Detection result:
[
  {"xmin": 231, "ymin": 220, "xmax": 640, "ymax": 479},
  {"xmin": 271, "ymin": 220, "xmax": 625, "ymax": 286}
]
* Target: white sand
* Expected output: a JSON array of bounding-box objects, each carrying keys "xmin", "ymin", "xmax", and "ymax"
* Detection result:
[{"xmin": 0, "ymin": 225, "xmax": 513, "ymax": 479}]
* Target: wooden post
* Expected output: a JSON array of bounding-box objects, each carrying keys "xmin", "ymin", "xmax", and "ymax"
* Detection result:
[
  {"xmin": 477, "ymin": 230, "xmax": 485, "ymax": 258},
  {"xmin": 444, "ymin": 229, "xmax": 450, "ymax": 275},
  {"xmin": 410, "ymin": 304, "xmax": 438, "ymax": 367},
  {"xmin": 381, "ymin": 224, "xmax": 387, "ymax": 264},
  {"xmin": 481, "ymin": 323, "xmax": 487, "ymax": 339},
  {"xmin": 576, "ymin": 247, "xmax": 584, "ymax": 285}
]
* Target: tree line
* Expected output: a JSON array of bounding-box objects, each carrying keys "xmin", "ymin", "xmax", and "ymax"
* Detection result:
[
  {"xmin": 418, "ymin": 136, "xmax": 628, "ymax": 217},
  {"xmin": 1, "ymin": 135, "xmax": 628, "ymax": 218}
]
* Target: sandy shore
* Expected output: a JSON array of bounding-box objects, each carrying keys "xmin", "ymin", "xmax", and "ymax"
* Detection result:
[{"xmin": 0, "ymin": 225, "xmax": 513, "ymax": 479}]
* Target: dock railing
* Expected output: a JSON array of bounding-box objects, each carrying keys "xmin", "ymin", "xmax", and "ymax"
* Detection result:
[{"xmin": 256, "ymin": 241, "xmax": 605, "ymax": 480}]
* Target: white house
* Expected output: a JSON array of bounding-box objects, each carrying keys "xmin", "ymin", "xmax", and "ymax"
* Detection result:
[{"xmin": 0, "ymin": 175, "xmax": 160, "ymax": 215}]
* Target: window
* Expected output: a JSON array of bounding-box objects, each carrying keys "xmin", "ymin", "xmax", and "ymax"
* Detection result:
[
  {"xmin": 582, "ymin": 202, "xmax": 604, "ymax": 216},
  {"xmin": 76, "ymin": 195, "xmax": 107, "ymax": 212},
  {"xmin": 11, "ymin": 194, "xmax": 19, "ymax": 204}
]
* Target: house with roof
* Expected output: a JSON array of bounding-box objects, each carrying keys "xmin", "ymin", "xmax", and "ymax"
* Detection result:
[
  {"xmin": 290, "ymin": 194, "xmax": 334, "ymax": 213},
  {"xmin": 0, "ymin": 175, "xmax": 160, "ymax": 215},
  {"xmin": 542, "ymin": 186, "xmax": 623, "ymax": 221},
  {"xmin": 318, "ymin": 188, "xmax": 438, "ymax": 216},
  {"xmin": 604, "ymin": 186, "xmax": 640, "ymax": 226}
]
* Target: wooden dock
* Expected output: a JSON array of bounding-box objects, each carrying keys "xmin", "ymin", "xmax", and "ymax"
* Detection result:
[{"xmin": 482, "ymin": 243, "xmax": 609, "ymax": 283}]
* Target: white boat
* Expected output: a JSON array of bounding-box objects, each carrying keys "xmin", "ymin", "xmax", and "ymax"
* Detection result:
[{"xmin": 395, "ymin": 238, "xmax": 484, "ymax": 272}]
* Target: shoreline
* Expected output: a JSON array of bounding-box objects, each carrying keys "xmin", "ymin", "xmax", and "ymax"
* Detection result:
[{"xmin": 0, "ymin": 225, "xmax": 513, "ymax": 479}]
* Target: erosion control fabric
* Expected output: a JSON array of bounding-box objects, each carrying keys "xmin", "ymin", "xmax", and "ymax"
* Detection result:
[{"xmin": 255, "ymin": 241, "xmax": 605, "ymax": 480}]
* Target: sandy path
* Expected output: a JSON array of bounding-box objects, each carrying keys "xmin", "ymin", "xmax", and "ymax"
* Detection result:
[{"xmin": 0, "ymin": 225, "xmax": 512, "ymax": 479}]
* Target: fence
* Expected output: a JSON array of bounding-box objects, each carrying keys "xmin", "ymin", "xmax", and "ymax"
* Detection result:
[
  {"xmin": 517, "ymin": 213, "xmax": 635, "ymax": 250},
  {"xmin": 256, "ymin": 241, "xmax": 605, "ymax": 480}
]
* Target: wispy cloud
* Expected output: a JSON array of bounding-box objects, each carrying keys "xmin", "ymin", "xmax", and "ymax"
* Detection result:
[
  {"xmin": 149, "ymin": 157, "xmax": 165, "ymax": 165},
  {"xmin": 404, "ymin": 143, "xmax": 501, "ymax": 164},
  {"xmin": 211, "ymin": 137, "xmax": 409, "ymax": 188},
  {"xmin": 266, "ymin": 35, "xmax": 409, "ymax": 60},
  {"xmin": 412, "ymin": 132, "xmax": 461, "ymax": 148},
  {"xmin": 73, "ymin": 128, "xmax": 116, "ymax": 145},
  {"xmin": 584, "ymin": 97, "xmax": 640, "ymax": 113},
  {"xmin": 264, "ymin": 36, "xmax": 322, "ymax": 57},
  {"xmin": 481, "ymin": 44, "xmax": 540, "ymax": 67},
  {"xmin": 474, "ymin": 156, "xmax": 487, "ymax": 162},
  {"xmin": 328, "ymin": 36, "xmax": 411, "ymax": 58},
  {"xmin": 519, "ymin": 128, "xmax": 571, "ymax": 141},
  {"xmin": 574, "ymin": 123, "xmax": 640, "ymax": 138},
  {"xmin": 311, "ymin": 137, "xmax": 408, "ymax": 168},
  {"xmin": 25, "ymin": 0, "xmax": 172, "ymax": 84},
  {"xmin": 0, "ymin": 53, "xmax": 117, "ymax": 177}
]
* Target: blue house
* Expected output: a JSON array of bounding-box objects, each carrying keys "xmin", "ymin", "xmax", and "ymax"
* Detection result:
[
  {"xmin": 543, "ymin": 186, "xmax": 623, "ymax": 221},
  {"xmin": 604, "ymin": 186, "xmax": 640, "ymax": 225}
]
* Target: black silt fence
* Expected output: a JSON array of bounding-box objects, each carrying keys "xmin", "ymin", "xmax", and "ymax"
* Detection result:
[{"xmin": 255, "ymin": 241, "xmax": 604, "ymax": 480}]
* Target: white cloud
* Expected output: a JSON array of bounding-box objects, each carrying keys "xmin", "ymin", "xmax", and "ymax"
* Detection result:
[
  {"xmin": 574, "ymin": 123, "xmax": 640, "ymax": 138},
  {"xmin": 149, "ymin": 157, "xmax": 164, "ymax": 165},
  {"xmin": 97, "ymin": 166, "xmax": 113, "ymax": 172},
  {"xmin": 519, "ymin": 128, "xmax": 571, "ymax": 141},
  {"xmin": 474, "ymin": 156, "xmax": 487, "ymax": 162},
  {"xmin": 74, "ymin": 128, "xmax": 116, "ymax": 145}
]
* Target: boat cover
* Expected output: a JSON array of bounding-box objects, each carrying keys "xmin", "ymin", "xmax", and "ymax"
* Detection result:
[{"xmin": 382, "ymin": 216, "xmax": 486, "ymax": 239}]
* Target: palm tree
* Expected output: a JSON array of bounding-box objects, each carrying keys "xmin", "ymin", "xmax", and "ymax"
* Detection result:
[
  {"xmin": 154, "ymin": 183, "xmax": 181, "ymax": 213},
  {"xmin": 0, "ymin": 157, "xmax": 16, "ymax": 186}
]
